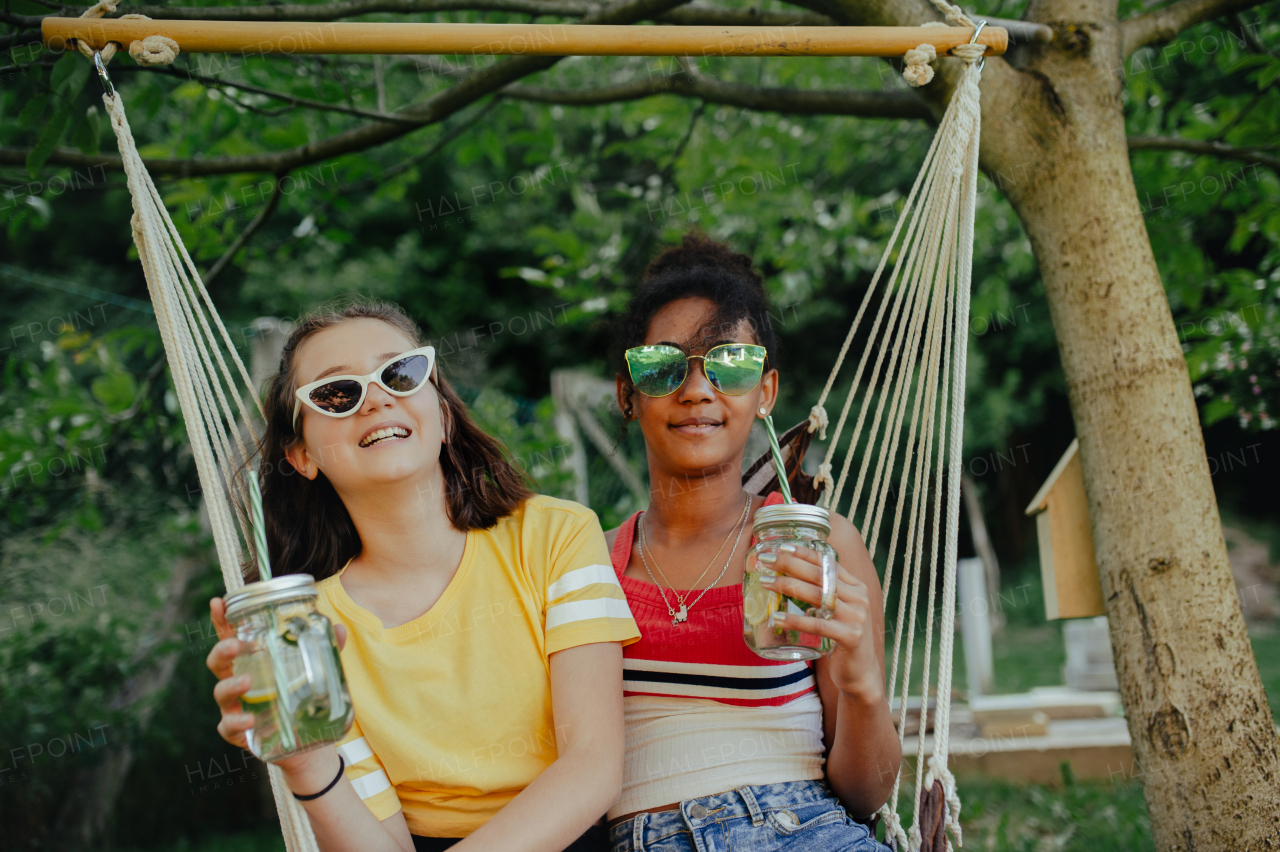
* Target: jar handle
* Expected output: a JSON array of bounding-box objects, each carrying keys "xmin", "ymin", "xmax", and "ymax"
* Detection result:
[
  {"xmin": 816, "ymin": 551, "xmax": 839, "ymax": 618},
  {"xmin": 298, "ymin": 619, "xmax": 345, "ymax": 722}
]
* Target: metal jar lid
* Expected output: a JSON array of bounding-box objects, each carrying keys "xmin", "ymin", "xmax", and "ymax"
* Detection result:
[
  {"xmin": 752, "ymin": 502, "xmax": 831, "ymax": 537},
  {"xmin": 224, "ymin": 574, "xmax": 318, "ymax": 620}
]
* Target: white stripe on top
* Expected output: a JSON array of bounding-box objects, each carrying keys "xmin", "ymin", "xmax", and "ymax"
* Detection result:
[
  {"xmin": 336, "ymin": 736, "xmax": 374, "ymax": 765},
  {"xmin": 350, "ymin": 768, "xmax": 392, "ymax": 800},
  {"xmin": 546, "ymin": 596, "xmax": 634, "ymax": 631},
  {"xmin": 546, "ymin": 563, "xmax": 621, "ymax": 600}
]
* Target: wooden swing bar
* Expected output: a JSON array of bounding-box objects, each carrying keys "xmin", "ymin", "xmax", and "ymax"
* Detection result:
[{"xmin": 42, "ymin": 18, "xmax": 1007, "ymax": 58}]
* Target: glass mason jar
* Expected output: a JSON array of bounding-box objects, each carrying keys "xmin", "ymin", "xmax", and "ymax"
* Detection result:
[
  {"xmin": 743, "ymin": 503, "xmax": 838, "ymax": 661},
  {"xmin": 224, "ymin": 575, "xmax": 354, "ymax": 763}
]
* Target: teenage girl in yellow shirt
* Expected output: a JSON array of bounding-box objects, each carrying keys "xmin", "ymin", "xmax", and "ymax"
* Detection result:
[{"xmin": 204, "ymin": 301, "xmax": 639, "ymax": 852}]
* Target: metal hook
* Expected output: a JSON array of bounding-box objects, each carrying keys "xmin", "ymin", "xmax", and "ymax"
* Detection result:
[
  {"xmin": 93, "ymin": 50, "xmax": 115, "ymax": 98},
  {"xmin": 969, "ymin": 20, "xmax": 988, "ymax": 73}
]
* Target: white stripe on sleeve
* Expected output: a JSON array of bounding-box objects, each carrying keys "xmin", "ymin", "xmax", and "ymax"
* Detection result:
[
  {"xmin": 336, "ymin": 736, "xmax": 374, "ymax": 765},
  {"xmin": 546, "ymin": 564, "xmax": 621, "ymax": 600},
  {"xmin": 350, "ymin": 768, "xmax": 392, "ymax": 800},
  {"xmin": 546, "ymin": 596, "xmax": 634, "ymax": 631}
]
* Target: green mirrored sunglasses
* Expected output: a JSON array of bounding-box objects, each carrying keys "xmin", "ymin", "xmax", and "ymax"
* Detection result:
[{"xmin": 625, "ymin": 343, "xmax": 768, "ymax": 398}]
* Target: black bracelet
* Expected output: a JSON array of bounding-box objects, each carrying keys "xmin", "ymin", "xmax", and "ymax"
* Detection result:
[{"xmin": 292, "ymin": 755, "xmax": 345, "ymax": 802}]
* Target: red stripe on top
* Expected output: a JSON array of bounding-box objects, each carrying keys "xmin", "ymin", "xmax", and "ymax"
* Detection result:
[{"xmin": 611, "ymin": 492, "xmax": 816, "ymax": 707}]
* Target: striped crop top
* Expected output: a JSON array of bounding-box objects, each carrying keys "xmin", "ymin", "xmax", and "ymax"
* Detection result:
[
  {"xmin": 607, "ymin": 492, "xmax": 826, "ymax": 817},
  {"xmin": 610, "ymin": 491, "xmax": 817, "ymax": 707}
]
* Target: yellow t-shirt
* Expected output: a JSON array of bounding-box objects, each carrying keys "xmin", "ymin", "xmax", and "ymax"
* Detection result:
[{"xmin": 316, "ymin": 495, "xmax": 639, "ymax": 838}]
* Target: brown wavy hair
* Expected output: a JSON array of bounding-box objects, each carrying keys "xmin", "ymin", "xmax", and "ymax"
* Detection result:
[{"xmin": 248, "ymin": 299, "xmax": 532, "ymax": 582}]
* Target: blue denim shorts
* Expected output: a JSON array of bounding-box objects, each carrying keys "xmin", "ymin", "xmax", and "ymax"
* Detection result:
[{"xmin": 608, "ymin": 780, "xmax": 891, "ymax": 852}]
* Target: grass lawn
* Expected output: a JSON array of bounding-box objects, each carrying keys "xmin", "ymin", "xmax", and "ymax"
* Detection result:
[
  {"xmin": 946, "ymin": 775, "xmax": 1151, "ymax": 851},
  {"xmin": 1248, "ymin": 623, "xmax": 1280, "ymax": 722},
  {"xmin": 903, "ymin": 613, "xmax": 1067, "ymax": 700}
]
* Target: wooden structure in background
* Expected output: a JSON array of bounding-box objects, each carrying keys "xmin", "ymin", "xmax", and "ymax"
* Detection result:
[{"xmin": 1025, "ymin": 439, "xmax": 1106, "ymax": 620}]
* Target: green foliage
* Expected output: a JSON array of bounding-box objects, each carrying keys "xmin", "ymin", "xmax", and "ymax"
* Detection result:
[
  {"xmin": 1122, "ymin": 13, "xmax": 1280, "ymax": 431},
  {"xmin": 0, "ymin": 324, "xmax": 188, "ymax": 536},
  {"xmin": 459, "ymin": 384, "xmax": 577, "ymax": 499},
  {"xmin": 0, "ymin": 500, "xmax": 206, "ymax": 846},
  {"xmin": 1, "ymin": 1, "xmax": 1278, "ymax": 846}
]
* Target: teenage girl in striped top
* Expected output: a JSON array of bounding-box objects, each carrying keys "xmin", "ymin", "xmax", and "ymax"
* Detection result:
[{"xmin": 605, "ymin": 235, "xmax": 900, "ymax": 851}]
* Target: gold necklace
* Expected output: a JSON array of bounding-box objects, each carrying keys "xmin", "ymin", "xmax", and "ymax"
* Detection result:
[
  {"xmin": 641, "ymin": 494, "xmax": 748, "ymax": 601},
  {"xmin": 637, "ymin": 493, "xmax": 751, "ymax": 625}
]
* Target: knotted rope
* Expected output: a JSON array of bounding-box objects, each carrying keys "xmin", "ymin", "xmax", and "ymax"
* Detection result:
[
  {"xmin": 900, "ymin": 0, "xmax": 986, "ymax": 87},
  {"xmin": 806, "ymin": 403, "xmax": 829, "ymax": 440},
  {"xmin": 129, "ymin": 35, "xmax": 181, "ymax": 66},
  {"xmin": 903, "ymin": 43, "xmax": 938, "ymax": 87},
  {"xmin": 75, "ymin": 1, "xmax": 180, "ymax": 68},
  {"xmin": 812, "ymin": 3, "xmax": 984, "ymax": 848},
  {"xmin": 86, "ymin": 5, "xmax": 312, "ymax": 846},
  {"xmin": 103, "ymin": 82, "xmax": 317, "ymax": 852}
]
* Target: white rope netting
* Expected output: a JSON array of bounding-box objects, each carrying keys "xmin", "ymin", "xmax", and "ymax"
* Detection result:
[
  {"xmin": 98, "ymin": 73, "xmax": 322, "ymax": 852},
  {"xmin": 807, "ymin": 2, "xmax": 986, "ymax": 847}
]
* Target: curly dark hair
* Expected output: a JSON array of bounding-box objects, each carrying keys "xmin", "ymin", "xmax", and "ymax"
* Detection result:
[
  {"xmin": 248, "ymin": 298, "xmax": 532, "ymax": 582},
  {"xmin": 612, "ymin": 231, "xmax": 779, "ymax": 423}
]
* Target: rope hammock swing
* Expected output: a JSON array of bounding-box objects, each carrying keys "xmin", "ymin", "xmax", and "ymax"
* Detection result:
[{"xmin": 44, "ymin": 2, "xmax": 996, "ymax": 849}]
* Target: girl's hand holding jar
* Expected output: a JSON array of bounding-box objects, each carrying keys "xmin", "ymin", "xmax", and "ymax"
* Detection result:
[
  {"xmin": 206, "ymin": 595, "xmax": 352, "ymax": 778},
  {"xmin": 756, "ymin": 545, "xmax": 884, "ymax": 703}
]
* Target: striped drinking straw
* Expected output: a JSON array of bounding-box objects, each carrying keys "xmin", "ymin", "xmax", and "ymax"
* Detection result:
[
  {"xmin": 246, "ymin": 470, "xmax": 297, "ymax": 752},
  {"xmin": 760, "ymin": 414, "xmax": 794, "ymax": 504},
  {"xmin": 247, "ymin": 471, "xmax": 273, "ymax": 581}
]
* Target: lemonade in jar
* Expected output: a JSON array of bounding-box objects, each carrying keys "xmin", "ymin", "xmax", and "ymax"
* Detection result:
[
  {"xmin": 224, "ymin": 574, "xmax": 354, "ymax": 762},
  {"xmin": 743, "ymin": 503, "xmax": 838, "ymax": 661}
]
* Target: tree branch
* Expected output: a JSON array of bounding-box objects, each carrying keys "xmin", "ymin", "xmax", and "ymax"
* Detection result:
[
  {"xmin": 202, "ymin": 173, "xmax": 288, "ymax": 286},
  {"xmin": 0, "ymin": 10, "xmax": 46, "ymax": 27},
  {"xmin": 0, "ymin": 29, "xmax": 43, "ymax": 51},
  {"xmin": 1120, "ymin": 0, "xmax": 1272, "ymax": 57},
  {"xmin": 1127, "ymin": 135, "xmax": 1280, "ymax": 173},
  {"xmin": 658, "ymin": 99, "xmax": 705, "ymax": 182},
  {"xmin": 0, "ymin": 1, "xmax": 583, "ymax": 24},
  {"xmin": 0, "ymin": 73, "xmax": 929, "ymax": 175},
  {"xmin": 1234, "ymin": 11, "xmax": 1277, "ymax": 55},
  {"xmin": 114, "ymin": 64, "xmax": 423, "ymax": 125},
  {"xmin": 13, "ymin": 0, "xmax": 833, "ymax": 25},
  {"xmin": 507, "ymin": 73, "xmax": 932, "ymax": 118},
  {"xmin": 0, "ymin": 0, "xmax": 694, "ymax": 176},
  {"xmin": 255, "ymin": 98, "xmax": 500, "ymax": 257}
]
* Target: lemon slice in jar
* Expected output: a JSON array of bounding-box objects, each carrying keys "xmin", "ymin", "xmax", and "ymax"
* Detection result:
[
  {"xmin": 240, "ymin": 687, "xmax": 278, "ymax": 708},
  {"xmin": 743, "ymin": 575, "xmax": 779, "ymax": 626}
]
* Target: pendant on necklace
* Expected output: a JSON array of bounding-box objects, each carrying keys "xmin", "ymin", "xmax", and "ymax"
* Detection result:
[{"xmin": 672, "ymin": 604, "xmax": 688, "ymax": 625}]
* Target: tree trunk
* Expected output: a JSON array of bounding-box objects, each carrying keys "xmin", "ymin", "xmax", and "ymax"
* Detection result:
[
  {"xmin": 1012, "ymin": 100, "xmax": 1280, "ymax": 848},
  {"xmin": 991, "ymin": 3, "xmax": 1280, "ymax": 847},
  {"xmin": 824, "ymin": 0, "xmax": 1280, "ymax": 844}
]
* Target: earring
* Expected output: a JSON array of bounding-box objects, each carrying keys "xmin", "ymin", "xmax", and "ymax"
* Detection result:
[{"xmin": 759, "ymin": 407, "xmax": 767, "ymax": 416}]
